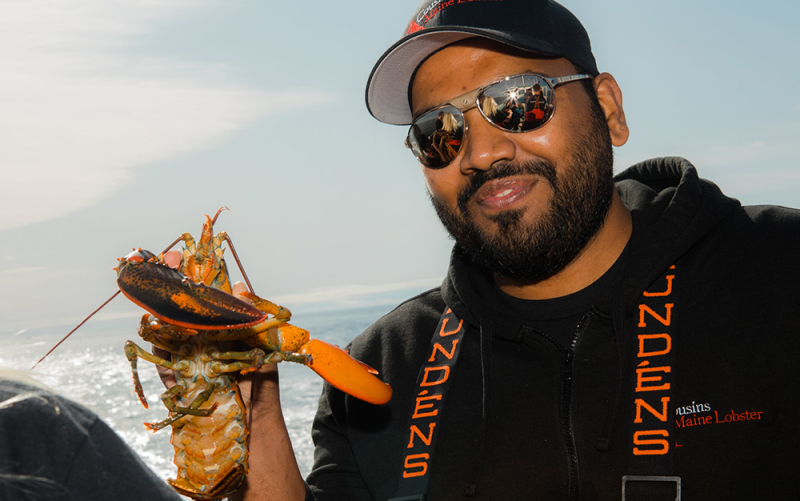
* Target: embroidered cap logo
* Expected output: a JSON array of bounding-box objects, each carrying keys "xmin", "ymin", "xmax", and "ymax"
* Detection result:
[{"xmin": 405, "ymin": 0, "xmax": 506, "ymax": 34}]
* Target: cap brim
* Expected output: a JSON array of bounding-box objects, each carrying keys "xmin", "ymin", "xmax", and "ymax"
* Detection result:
[
  {"xmin": 365, "ymin": 28, "xmax": 565, "ymax": 125},
  {"xmin": 366, "ymin": 31, "xmax": 473, "ymax": 126}
]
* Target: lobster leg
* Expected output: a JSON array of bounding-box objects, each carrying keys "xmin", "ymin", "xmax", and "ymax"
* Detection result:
[
  {"xmin": 124, "ymin": 340, "xmax": 189, "ymax": 408},
  {"xmin": 145, "ymin": 413, "xmax": 184, "ymax": 433},
  {"xmin": 138, "ymin": 314, "xmax": 196, "ymax": 350},
  {"xmin": 208, "ymin": 348, "xmax": 267, "ymax": 375},
  {"xmin": 144, "ymin": 384, "xmax": 218, "ymax": 432},
  {"xmin": 237, "ymin": 291, "xmax": 291, "ymax": 321},
  {"xmin": 268, "ymin": 351, "xmax": 313, "ymax": 365},
  {"xmin": 161, "ymin": 384, "xmax": 219, "ymax": 417}
]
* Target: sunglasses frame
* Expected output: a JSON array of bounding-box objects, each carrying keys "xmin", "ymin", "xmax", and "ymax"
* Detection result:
[{"xmin": 406, "ymin": 72, "xmax": 593, "ymax": 168}]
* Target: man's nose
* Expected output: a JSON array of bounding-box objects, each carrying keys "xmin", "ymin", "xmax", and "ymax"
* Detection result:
[{"xmin": 457, "ymin": 110, "xmax": 516, "ymax": 175}]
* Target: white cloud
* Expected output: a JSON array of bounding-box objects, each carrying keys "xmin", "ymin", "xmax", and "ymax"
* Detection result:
[{"xmin": 0, "ymin": 0, "xmax": 328, "ymax": 231}]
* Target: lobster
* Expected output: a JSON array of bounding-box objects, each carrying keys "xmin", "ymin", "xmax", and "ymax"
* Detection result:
[{"xmin": 36, "ymin": 208, "xmax": 392, "ymax": 501}]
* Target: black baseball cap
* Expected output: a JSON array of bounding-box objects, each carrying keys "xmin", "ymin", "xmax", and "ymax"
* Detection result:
[{"xmin": 366, "ymin": 0, "xmax": 598, "ymax": 125}]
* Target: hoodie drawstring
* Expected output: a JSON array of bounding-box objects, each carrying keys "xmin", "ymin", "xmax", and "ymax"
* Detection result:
[{"xmin": 596, "ymin": 285, "xmax": 625, "ymax": 452}]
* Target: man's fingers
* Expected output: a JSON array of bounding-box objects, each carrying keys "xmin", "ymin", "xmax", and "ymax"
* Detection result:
[
  {"xmin": 152, "ymin": 346, "xmax": 177, "ymax": 389},
  {"xmin": 236, "ymin": 363, "xmax": 279, "ymax": 409}
]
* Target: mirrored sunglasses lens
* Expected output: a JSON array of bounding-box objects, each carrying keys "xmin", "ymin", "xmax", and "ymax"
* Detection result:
[
  {"xmin": 408, "ymin": 106, "xmax": 465, "ymax": 168},
  {"xmin": 479, "ymin": 75, "xmax": 554, "ymax": 132}
]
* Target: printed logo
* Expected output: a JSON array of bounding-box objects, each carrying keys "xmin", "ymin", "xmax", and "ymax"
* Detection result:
[
  {"xmin": 674, "ymin": 401, "xmax": 764, "ymax": 429},
  {"xmin": 675, "ymin": 401, "xmax": 711, "ymax": 415},
  {"xmin": 629, "ymin": 266, "xmax": 767, "ymax": 459}
]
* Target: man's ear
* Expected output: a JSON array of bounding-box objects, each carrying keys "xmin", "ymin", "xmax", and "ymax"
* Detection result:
[{"xmin": 594, "ymin": 73, "xmax": 629, "ymax": 147}]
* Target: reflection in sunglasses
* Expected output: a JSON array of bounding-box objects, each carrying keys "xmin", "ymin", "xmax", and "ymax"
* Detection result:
[
  {"xmin": 481, "ymin": 96, "xmax": 499, "ymax": 120},
  {"xmin": 406, "ymin": 73, "xmax": 592, "ymax": 168},
  {"xmin": 429, "ymin": 111, "xmax": 463, "ymax": 163}
]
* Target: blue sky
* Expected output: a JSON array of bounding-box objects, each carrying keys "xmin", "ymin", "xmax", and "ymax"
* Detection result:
[{"xmin": 1, "ymin": 0, "xmax": 799, "ymax": 337}]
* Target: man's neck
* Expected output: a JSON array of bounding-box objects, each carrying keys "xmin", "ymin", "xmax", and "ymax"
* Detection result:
[{"xmin": 495, "ymin": 191, "xmax": 632, "ymax": 300}]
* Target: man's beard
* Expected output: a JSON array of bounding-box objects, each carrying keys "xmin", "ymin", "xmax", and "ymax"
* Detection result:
[{"xmin": 429, "ymin": 107, "xmax": 615, "ymax": 281}]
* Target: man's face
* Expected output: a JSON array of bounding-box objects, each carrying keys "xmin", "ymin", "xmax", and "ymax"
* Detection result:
[{"xmin": 411, "ymin": 39, "xmax": 615, "ymax": 281}]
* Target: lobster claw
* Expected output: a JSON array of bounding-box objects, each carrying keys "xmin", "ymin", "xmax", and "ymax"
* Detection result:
[
  {"xmin": 243, "ymin": 325, "xmax": 392, "ymax": 405},
  {"xmin": 300, "ymin": 339, "xmax": 392, "ymax": 405},
  {"xmin": 117, "ymin": 252, "xmax": 267, "ymax": 330}
]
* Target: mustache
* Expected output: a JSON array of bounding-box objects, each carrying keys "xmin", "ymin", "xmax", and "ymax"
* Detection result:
[{"xmin": 457, "ymin": 159, "xmax": 558, "ymax": 212}]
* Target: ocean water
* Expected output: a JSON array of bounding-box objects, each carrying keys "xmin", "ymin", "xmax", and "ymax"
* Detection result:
[{"xmin": 0, "ymin": 303, "xmax": 395, "ymax": 488}]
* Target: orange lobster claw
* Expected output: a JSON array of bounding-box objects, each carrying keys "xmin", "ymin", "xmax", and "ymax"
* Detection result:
[
  {"xmin": 117, "ymin": 255, "xmax": 267, "ymax": 330},
  {"xmin": 299, "ymin": 339, "xmax": 392, "ymax": 405}
]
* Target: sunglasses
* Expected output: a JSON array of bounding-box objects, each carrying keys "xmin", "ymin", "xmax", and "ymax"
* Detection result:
[{"xmin": 405, "ymin": 73, "xmax": 592, "ymax": 168}]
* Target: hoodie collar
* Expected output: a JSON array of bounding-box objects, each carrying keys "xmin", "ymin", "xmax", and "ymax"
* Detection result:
[
  {"xmin": 615, "ymin": 157, "xmax": 740, "ymax": 311},
  {"xmin": 442, "ymin": 157, "xmax": 741, "ymax": 327}
]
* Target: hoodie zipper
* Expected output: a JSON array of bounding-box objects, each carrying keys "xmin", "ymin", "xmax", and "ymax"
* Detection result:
[{"xmin": 559, "ymin": 314, "xmax": 592, "ymax": 501}]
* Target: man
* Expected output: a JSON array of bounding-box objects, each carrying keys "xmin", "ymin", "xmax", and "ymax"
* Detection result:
[{"xmin": 236, "ymin": 1, "xmax": 800, "ymax": 499}]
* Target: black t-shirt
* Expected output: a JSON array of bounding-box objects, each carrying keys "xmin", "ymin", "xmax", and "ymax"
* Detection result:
[{"xmin": 494, "ymin": 245, "xmax": 629, "ymax": 348}]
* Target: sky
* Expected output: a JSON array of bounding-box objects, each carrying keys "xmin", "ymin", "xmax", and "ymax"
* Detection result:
[{"xmin": 1, "ymin": 0, "xmax": 799, "ymax": 340}]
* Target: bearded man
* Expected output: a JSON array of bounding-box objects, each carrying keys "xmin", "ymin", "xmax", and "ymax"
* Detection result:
[{"xmin": 235, "ymin": 1, "xmax": 800, "ymax": 500}]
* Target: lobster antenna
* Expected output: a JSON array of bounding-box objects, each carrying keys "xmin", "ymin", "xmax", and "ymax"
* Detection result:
[
  {"xmin": 160, "ymin": 236, "xmax": 183, "ymax": 256},
  {"xmin": 210, "ymin": 206, "xmax": 255, "ymax": 293},
  {"xmin": 31, "ymin": 291, "xmax": 121, "ymax": 370},
  {"xmin": 224, "ymin": 234, "xmax": 256, "ymax": 294},
  {"xmin": 212, "ymin": 206, "xmax": 229, "ymax": 224},
  {"xmin": 32, "ymin": 232, "xmax": 187, "ymax": 370}
]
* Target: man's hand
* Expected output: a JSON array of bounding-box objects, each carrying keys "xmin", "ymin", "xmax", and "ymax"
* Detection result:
[
  {"xmin": 235, "ymin": 361, "xmax": 279, "ymax": 410},
  {"xmin": 153, "ymin": 346, "xmax": 177, "ymax": 389},
  {"xmin": 229, "ymin": 362, "xmax": 307, "ymax": 501}
]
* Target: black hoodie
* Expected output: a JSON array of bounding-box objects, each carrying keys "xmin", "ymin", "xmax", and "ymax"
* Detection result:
[{"xmin": 306, "ymin": 157, "xmax": 800, "ymax": 500}]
